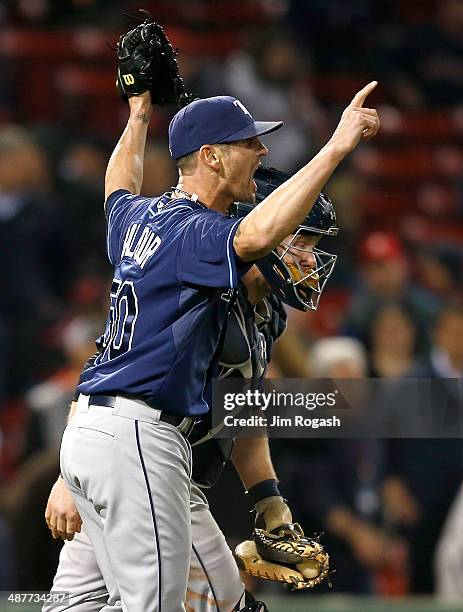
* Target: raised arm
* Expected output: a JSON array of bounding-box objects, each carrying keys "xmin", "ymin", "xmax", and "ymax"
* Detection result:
[
  {"xmin": 234, "ymin": 81, "xmax": 380, "ymax": 261},
  {"xmin": 104, "ymin": 92, "xmax": 153, "ymax": 202}
]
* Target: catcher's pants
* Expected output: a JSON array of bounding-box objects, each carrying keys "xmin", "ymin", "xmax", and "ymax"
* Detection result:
[{"xmin": 52, "ymin": 394, "xmax": 244, "ymax": 612}]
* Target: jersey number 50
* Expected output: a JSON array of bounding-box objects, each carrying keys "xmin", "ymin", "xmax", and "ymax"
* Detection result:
[{"xmin": 100, "ymin": 279, "xmax": 138, "ymax": 361}]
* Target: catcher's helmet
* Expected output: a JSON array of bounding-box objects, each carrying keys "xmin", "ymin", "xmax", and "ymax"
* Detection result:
[{"xmin": 231, "ymin": 166, "xmax": 338, "ymax": 311}]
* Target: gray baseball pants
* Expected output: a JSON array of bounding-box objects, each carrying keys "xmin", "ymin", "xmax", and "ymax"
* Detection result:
[{"xmin": 50, "ymin": 394, "xmax": 244, "ymax": 612}]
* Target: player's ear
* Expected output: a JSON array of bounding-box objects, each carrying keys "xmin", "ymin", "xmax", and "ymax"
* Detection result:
[{"xmin": 199, "ymin": 144, "xmax": 221, "ymax": 171}]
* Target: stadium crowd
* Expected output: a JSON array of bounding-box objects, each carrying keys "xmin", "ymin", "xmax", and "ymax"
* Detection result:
[{"xmin": 0, "ymin": 0, "xmax": 462, "ymax": 602}]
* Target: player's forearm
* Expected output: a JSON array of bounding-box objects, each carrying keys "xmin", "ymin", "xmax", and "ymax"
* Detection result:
[
  {"xmin": 235, "ymin": 81, "xmax": 380, "ymax": 261},
  {"xmin": 234, "ymin": 142, "xmax": 345, "ymax": 261},
  {"xmin": 105, "ymin": 94, "xmax": 152, "ymax": 200},
  {"xmin": 231, "ymin": 436, "xmax": 277, "ymax": 490}
]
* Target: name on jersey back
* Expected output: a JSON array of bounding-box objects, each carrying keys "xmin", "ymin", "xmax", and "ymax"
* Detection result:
[{"xmin": 121, "ymin": 223, "xmax": 162, "ymax": 269}]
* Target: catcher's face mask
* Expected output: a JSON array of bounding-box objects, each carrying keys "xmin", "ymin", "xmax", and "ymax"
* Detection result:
[
  {"xmin": 230, "ymin": 165, "xmax": 339, "ymax": 311},
  {"xmin": 256, "ymin": 230, "xmax": 337, "ymax": 311}
]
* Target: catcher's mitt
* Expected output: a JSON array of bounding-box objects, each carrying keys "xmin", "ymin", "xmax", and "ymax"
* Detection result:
[
  {"xmin": 235, "ymin": 511, "xmax": 330, "ymax": 590},
  {"xmin": 116, "ymin": 9, "xmax": 196, "ymax": 107}
]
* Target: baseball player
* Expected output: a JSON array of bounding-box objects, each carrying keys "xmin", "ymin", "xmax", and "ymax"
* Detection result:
[
  {"xmin": 53, "ymin": 15, "xmax": 379, "ymax": 610},
  {"xmin": 44, "ymin": 294, "xmax": 279, "ymax": 612},
  {"xmin": 44, "ymin": 167, "xmax": 338, "ymax": 611}
]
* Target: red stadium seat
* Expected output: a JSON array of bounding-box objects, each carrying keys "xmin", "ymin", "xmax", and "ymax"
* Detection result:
[
  {"xmin": 353, "ymin": 147, "xmax": 463, "ymax": 181},
  {"xmin": 379, "ymin": 111, "xmax": 460, "ymax": 142}
]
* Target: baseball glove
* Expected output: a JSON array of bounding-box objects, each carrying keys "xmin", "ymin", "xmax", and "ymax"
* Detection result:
[
  {"xmin": 235, "ymin": 499, "xmax": 330, "ymax": 590},
  {"xmin": 116, "ymin": 9, "xmax": 197, "ymax": 107}
]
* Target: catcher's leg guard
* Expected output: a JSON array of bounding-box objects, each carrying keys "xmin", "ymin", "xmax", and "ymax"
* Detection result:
[{"xmin": 234, "ymin": 591, "xmax": 268, "ymax": 611}]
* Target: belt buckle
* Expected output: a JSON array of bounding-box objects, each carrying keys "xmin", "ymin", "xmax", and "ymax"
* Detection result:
[{"xmin": 178, "ymin": 417, "xmax": 195, "ymax": 438}]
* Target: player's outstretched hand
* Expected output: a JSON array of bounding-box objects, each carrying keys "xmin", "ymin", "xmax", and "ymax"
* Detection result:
[
  {"xmin": 45, "ymin": 476, "xmax": 82, "ymax": 541},
  {"xmin": 329, "ymin": 81, "xmax": 380, "ymax": 156}
]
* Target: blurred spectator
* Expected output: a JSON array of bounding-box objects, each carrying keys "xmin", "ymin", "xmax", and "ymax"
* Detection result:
[
  {"xmin": 58, "ymin": 138, "xmax": 109, "ymax": 275},
  {"xmin": 58, "ymin": 138, "xmax": 107, "ymax": 204},
  {"xmin": 412, "ymin": 305, "xmax": 463, "ymax": 378},
  {"xmin": 1, "ymin": 448, "xmax": 63, "ymax": 590},
  {"xmin": 320, "ymin": 169, "xmax": 365, "ymax": 288},
  {"xmin": 206, "ymin": 29, "xmax": 325, "ymax": 171},
  {"xmin": 359, "ymin": 233, "xmax": 407, "ymax": 297},
  {"xmin": 26, "ymin": 315, "xmax": 102, "ymax": 449},
  {"xmin": 0, "ymin": 126, "xmax": 73, "ymax": 394},
  {"xmin": 368, "ymin": 304, "xmax": 419, "ymax": 378},
  {"xmin": 141, "ymin": 142, "xmax": 177, "ymax": 196},
  {"xmin": 0, "ymin": 399, "xmax": 45, "ymax": 481},
  {"xmin": 280, "ymin": 338, "xmax": 408, "ymax": 594},
  {"xmin": 384, "ymin": 306, "xmax": 463, "ymax": 592},
  {"xmin": 58, "ymin": 139, "xmax": 176, "ymax": 277},
  {"xmin": 310, "ymin": 336, "xmax": 367, "ymax": 378},
  {"xmin": 343, "ymin": 232, "xmax": 439, "ymax": 347},
  {"xmin": 416, "ymin": 246, "xmax": 463, "ymax": 303},
  {"xmin": 0, "ymin": 516, "xmax": 13, "ymax": 588},
  {"xmin": 0, "ymin": 320, "xmax": 7, "ymax": 401},
  {"xmin": 67, "ymin": 275, "xmax": 109, "ymax": 319},
  {"xmin": 270, "ymin": 313, "xmax": 312, "ymax": 378},
  {"xmin": 376, "ymin": 0, "xmax": 463, "ymax": 109},
  {"xmin": 287, "ymin": 0, "xmax": 379, "ymax": 72}
]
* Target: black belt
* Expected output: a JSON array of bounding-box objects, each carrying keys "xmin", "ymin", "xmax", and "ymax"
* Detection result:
[{"xmin": 87, "ymin": 394, "xmax": 195, "ymax": 437}]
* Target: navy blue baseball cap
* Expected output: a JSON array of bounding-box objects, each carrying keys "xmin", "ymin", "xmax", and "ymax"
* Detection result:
[{"xmin": 168, "ymin": 96, "xmax": 283, "ymax": 160}]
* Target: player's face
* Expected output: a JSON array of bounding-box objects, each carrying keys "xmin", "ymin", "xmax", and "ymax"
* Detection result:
[
  {"xmin": 278, "ymin": 234, "xmax": 319, "ymax": 269},
  {"xmin": 277, "ymin": 234, "xmax": 320, "ymax": 289},
  {"xmin": 222, "ymin": 137, "xmax": 268, "ymax": 203}
]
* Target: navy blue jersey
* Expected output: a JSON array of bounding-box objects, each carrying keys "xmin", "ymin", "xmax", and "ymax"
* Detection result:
[{"xmin": 77, "ymin": 189, "xmax": 252, "ymax": 416}]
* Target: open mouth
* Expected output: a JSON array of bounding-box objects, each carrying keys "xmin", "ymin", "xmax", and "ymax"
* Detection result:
[{"xmin": 251, "ymin": 163, "xmax": 261, "ymax": 190}]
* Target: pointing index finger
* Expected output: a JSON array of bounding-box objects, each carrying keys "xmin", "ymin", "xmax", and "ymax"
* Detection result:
[{"xmin": 349, "ymin": 81, "xmax": 378, "ymax": 108}]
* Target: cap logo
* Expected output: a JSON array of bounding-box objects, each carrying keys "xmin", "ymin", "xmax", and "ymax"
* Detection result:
[{"xmin": 233, "ymin": 99, "xmax": 251, "ymax": 117}]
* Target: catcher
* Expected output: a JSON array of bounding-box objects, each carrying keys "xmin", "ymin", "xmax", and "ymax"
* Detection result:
[{"xmin": 44, "ymin": 10, "xmax": 378, "ymax": 611}]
